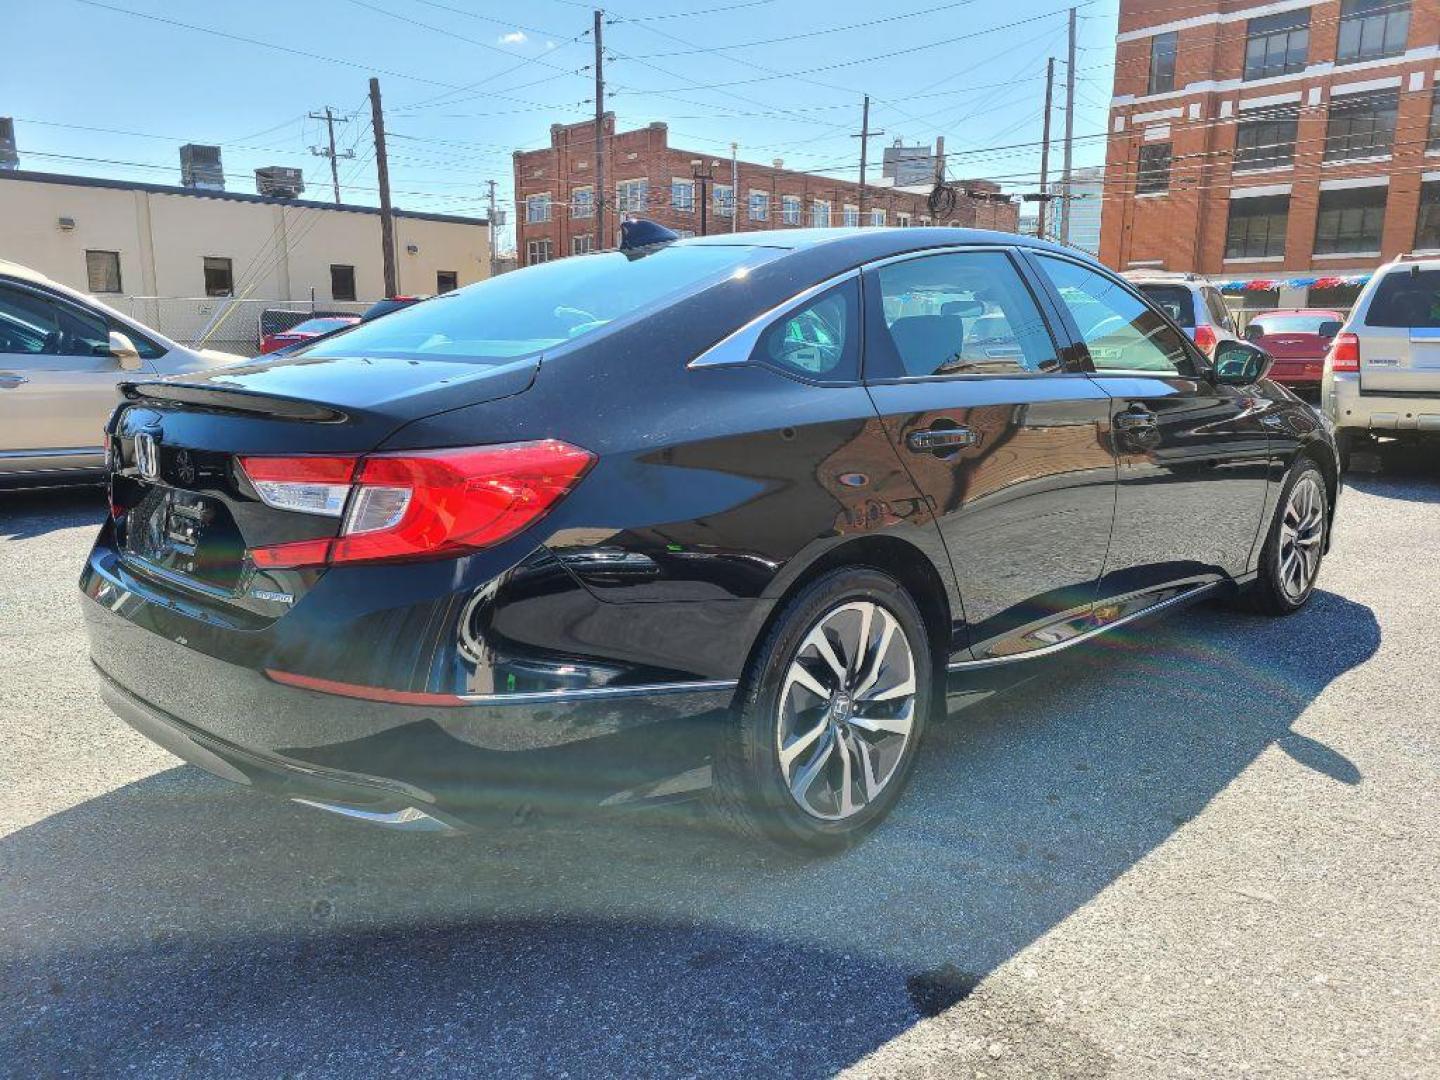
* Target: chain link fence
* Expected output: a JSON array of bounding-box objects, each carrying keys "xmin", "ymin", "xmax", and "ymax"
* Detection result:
[{"xmin": 109, "ymin": 296, "xmax": 373, "ymax": 357}]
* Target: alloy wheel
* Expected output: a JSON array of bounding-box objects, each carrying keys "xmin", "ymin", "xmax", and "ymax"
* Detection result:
[
  {"xmin": 775, "ymin": 600, "xmax": 918, "ymax": 821},
  {"xmin": 1279, "ymin": 474, "xmax": 1325, "ymax": 600}
]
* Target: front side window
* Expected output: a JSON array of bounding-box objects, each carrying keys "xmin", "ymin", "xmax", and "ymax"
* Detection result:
[
  {"xmin": 1244, "ymin": 10, "xmax": 1309, "ymax": 80},
  {"xmin": 525, "ymin": 194, "xmax": 551, "ymax": 224},
  {"xmin": 1314, "ymin": 185, "xmax": 1388, "ymax": 254},
  {"xmin": 1337, "ymin": 0, "xmax": 1410, "ymax": 63},
  {"xmin": 1324, "ymin": 90, "xmax": 1399, "ymax": 161},
  {"xmin": 0, "ymin": 284, "xmax": 60, "ymax": 355},
  {"xmin": 749, "ymin": 190, "xmax": 768, "ymax": 221},
  {"xmin": 1148, "ymin": 31, "xmax": 1178, "ymax": 95},
  {"xmin": 617, "ymin": 179, "xmax": 648, "ymax": 213},
  {"xmin": 330, "ymin": 264, "xmax": 356, "ymax": 302},
  {"xmin": 203, "ymin": 256, "xmax": 233, "ymax": 297},
  {"xmin": 1234, "ymin": 108, "xmax": 1299, "ymax": 170},
  {"xmin": 1226, "ymin": 194, "xmax": 1290, "ymax": 259},
  {"xmin": 671, "ymin": 178, "xmax": 695, "ymax": 213},
  {"xmin": 869, "ymin": 250, "xmax": 1061, "ymax": 378},
  {"xmin": 781, "ymin": 195, "xmax": 801, "ymax": 225},
  {"xmin": 1036, "ymin": 255, "xmax": 1192, "ymax": 375},
  {"xmin": 755, "ymin": 279, "xmax": 859, "ymax": 381},
  {"xmin": 304, "ymin": 244, "xmax": 780, "ymax": 365},
  {"xmin": 571, "ymin": 187, "xmax": 594, "ymax": 219},
  {"xmin": 1416, "ymin": 180, "xmax": 1440, "ymax": 249},
  {"xmin": 85, "ymin": 250, "xmax": 122, "ymax": 294},
  {"xmin": 811, "ymin": 200, "xmax": 830, "ymax": 228},
  {"xmin": 1138, "ymin": 143, "xmax": 1172, "ymax": 194}
]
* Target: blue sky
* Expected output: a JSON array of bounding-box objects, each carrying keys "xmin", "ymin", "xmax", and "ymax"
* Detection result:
[{"xmin": 5, "ymin": 0, "xmax": 1118, "ymax": 252}]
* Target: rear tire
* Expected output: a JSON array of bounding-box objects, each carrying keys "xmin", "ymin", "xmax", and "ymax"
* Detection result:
[
  {"xmin": 710, "ymin": 568, "xmax": 933, "ymax": 853},
  {"xmin": 1249, "ymin": 459, "xmax": 1328, "ymax": 616}
]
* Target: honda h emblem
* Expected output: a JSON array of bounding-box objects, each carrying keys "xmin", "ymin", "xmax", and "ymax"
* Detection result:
[{"xmin": 135, "ymin": 432, "xmax": 160, "ymax": 481}]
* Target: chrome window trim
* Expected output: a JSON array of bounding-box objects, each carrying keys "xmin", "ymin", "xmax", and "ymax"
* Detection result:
[{"xmin": 688, "ymin": 268, "xmax": 861, "ymax": 369}]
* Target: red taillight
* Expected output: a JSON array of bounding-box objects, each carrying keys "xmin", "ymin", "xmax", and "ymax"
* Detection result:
[
  {"xmin": 242, "ymin": 440, "xmax": 594, "ymax": 569},
  {"xmin": 1328, "ymin": 332, "xmax": 1360, "ymax": 372},
  {"xmin": 1193, "ymin": 324, "xmax": 1217, "ymax": 354}
]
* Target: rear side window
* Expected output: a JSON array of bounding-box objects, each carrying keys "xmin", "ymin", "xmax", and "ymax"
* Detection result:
[
  {"xmin": 1365, "ymin": 269, "xmax": 1440, "ymax": 327},
  {"xmin": 1136, "ymin": 284, "xmax": 1196, "ymax": 327},
  {"xmin": 306, "ymin": 244, "xmax": 779, "ymax": 364},
  {"xmin": 755, "ymin": 279, "xmax": 858, "ymax": 382},
  {"xmin": 866, "ymin": 250, "xmax": 1061, "ymax": 378}
]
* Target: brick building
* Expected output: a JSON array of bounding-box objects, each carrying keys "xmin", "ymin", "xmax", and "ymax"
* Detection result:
[
  {"xmin": 513, "ymin": 115, "xmax": 1019, "ymax": 264},
  {"xmin": 1101, "ymin": 0, "xmax": 1440, "ymax": 309}
]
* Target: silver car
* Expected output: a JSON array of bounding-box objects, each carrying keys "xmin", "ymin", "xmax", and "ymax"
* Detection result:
[
  {"xmin": 0, "ymin": 260, "xmax": 243, "ymax": 489},
  {"xmin": 1121, "ymin": 270, "xmax": 1242, "ymax": 358},
  {"xmin": 1321, "ymin": 255, "xmax": 1440, "ymax": 467}
]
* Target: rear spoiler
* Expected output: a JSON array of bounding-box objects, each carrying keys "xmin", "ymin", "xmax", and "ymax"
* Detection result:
[{"xmin": 120, "ymin": 381, "xmax": 347, "ymax": 423}]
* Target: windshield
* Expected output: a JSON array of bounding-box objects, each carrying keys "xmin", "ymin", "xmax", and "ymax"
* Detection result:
[
  {"xmin": 1366, "ymin": 270, "xmax": 1440, "ymax": 328},
  {"xmin": 1251, "ymin": 314, "xmax": 1335, "ymax": 335},
  {"xmin": 305, "ymin": 244, "xmax": 779, "ymax": 363},
  {"xmin": 1135, "ymin": 284, "xmax": 1196, "ymax": 327},
  {"xmin": 291, "ymin": 317, "xmax": 357, "ymax": 334}
]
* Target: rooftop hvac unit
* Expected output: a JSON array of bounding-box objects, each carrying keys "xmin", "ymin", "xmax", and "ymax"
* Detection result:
[
  {"xmin": 0, "ymin": 118, "xmax": 17, "ymax": 171},
  {"xmin": 255, "ymin": 166, "xmax": 305, "ymax": 199},
  {"xmin": 180, "ymin": 143, "xmax": 224, "ymax": 191}
]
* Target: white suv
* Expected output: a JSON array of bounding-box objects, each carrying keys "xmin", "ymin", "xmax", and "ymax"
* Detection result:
[
  {"xmin": 1321, "ymin": 255, "xmax": 1440, "ymax": 467},
  {"xmin": 1121, "ymin": 270, "xmax": 1242, "ymax": 357}
]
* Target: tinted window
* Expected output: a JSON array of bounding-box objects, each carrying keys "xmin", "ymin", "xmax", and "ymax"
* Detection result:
[
  {"xmin": 1136, "ymin": 284, "xmax": 1196, "ymax": 327},
  {"xmin": 1038, "ymin": 257, "xmax": 1193, "ymax": 375},
  {"xmin": 56, "ymin": 302, "xmax": 109, "ymax": 357},
  {"xmin": 0, "ymin": 284, "xmax": 59, "ymax": 355},
  {"xmin": 305, "ymin": 244, "xmax": 779, "ymax": 364},
  {"xmin": 869, "ymin": 251, "xmax": 1061, "ymax": 378},
  {"xmin": 1366, "ymin": 269, "xmax": 1440, "ymax": 328},
  {"xmin": 755, "ymin": 280, "xmax": 858, "ymax": 381}
]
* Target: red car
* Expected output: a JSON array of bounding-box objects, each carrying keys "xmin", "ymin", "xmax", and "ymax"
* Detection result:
[
  {"xmin": 259, "ymin": 315, "xmax": 361, "ymax": 355},
  {"xmin": 1243, "ymin": 308, "xmax": 1345, "ymax": 391}
]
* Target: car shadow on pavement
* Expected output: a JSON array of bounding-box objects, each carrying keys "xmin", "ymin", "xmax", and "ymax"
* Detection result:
[
  {"xmin": 1343, "ymin": 444, "xmax": 1440, "ymax": 504},
  {"xmin": 1, "ymin": 590, "xmax": 1379, "ymax": 1077},
  {"xmin": 0, "ymin": 488, "xmax": 106, "ymax": 540}
]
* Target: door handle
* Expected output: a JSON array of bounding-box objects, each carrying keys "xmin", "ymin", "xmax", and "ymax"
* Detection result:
[
  {"xmin": 0, "ymin": 372, "xmax": 28, "ymax": 388},
  {"xmin": 1113, "ymin": 407, "xmax": 1157, "ymax": 431},
  {"xmin": 906, "ymin": 426, "xmax": 979, "ymax": 453}
]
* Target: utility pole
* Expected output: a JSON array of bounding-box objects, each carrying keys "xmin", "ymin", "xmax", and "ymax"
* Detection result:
[
  {"xmin": 852, "ymin": 94, "xmax": 884, "ymax": 225},
  {"xmin": 1038, "ymin": 58, "xmax": 1054, "ymax": 240},
  {"xmin": 485, "ymin": 178, "xmax": 498, "ymax": 277},
  {"xmin": 593, "ymin": 10, "xmax": 606, "ymax": 249},
  {"xmin": 369, "ymin": 77, "xmax": 398, "ymax": 298},
  {"xmin": 1060, "ymin": 7, "xmax": 1077, "ymax": 245},
  {"xmin": 308, "ymin": 106, "xmax": 354, "ymax": 205},
  {"xmin": 692, "ymin": 159, "xmax": 715, "ymax": 236},
  {"xmin": 730, "ymin": 142, "xmax": 739, "ymax": 233}
]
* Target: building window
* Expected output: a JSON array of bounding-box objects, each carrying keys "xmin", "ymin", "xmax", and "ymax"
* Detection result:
[
  {"xmin": 842, "ymin": 205, "xmax": 859, "ymax": 227},
  {"xmin": 1234, "ymin": 107, "xmax": 1299, "ymax": 170},
  {"xmin": 714, "ymin": 184, "xmax": 734, "ymax": 218},
  {"xmin": 870, "ymin": 209, "xmax": 885, "ymax": 227},
  {"xmin": 1428, "ymin": 87, "xmax": 1440, "ymax": 151},
  {"xmin": 525, "ymin": 194, "xmax": 551, "ymax": 223},
  {"xmin": 1324, "ymin": 89, "xmax": 1399, "ymax": 161},
  {"xmin": 330, "ymin": 264, "xmax": 357, "ymax": 301},
  {"xmin": 1415, "ymin": 181, "xmax": 1440, "ymax": 249},
  {"xmin": 1314, "ymin": 185, "xmax": 1388, "ymax": 254},
  {"xmin": 1243, "ymin": 10, "xmax": 1309, "ymax": 81},
  {"xmin": 526, "ymin": 238, "xmax": 553, "ymax": 265},
  {"xmin": 571, "ymin": 187, "xmax": 594, "ymax": 219},
  {"xmin": 810, "ymin": 200, "xmax": 831, "ymax": 227},
  {"xmin": 203, "ymin": 256, "xmax": 233, "ymax": 297},
  {"xmin": 673, "ymin": 229, "xmax": 695, "ymax": 239},
  {"xmin": 1147, "ymin": 31, "xmax": 1178, "ymax": 95},
  {"xmin": 749, "ymin": 190, "xmax": 768, "ymax": 221},
  {"xmin": 1337, "ymin": 0, "xmax": 1409, "ymax": 64},
  {"xmin": 436, "ymin": 271, "xmax": 458, "ymax": 293},
  {"xmin": 85, "ymin": 250, "xmax": 121, "ymax": 294},
  {"xmin": 781, "ymin": 195, "xmax": 802, "ymax": 225},
  {"xmin": 571, "ymin": 234, "xmax": 594, "ymax": 255},
  {"xmin": 896, "ymin": 212, "xmax": 911, "ymax": 227},
  {"xmin": 671, "ymin": 178, "xmax": 694, "ymax": 213},
  {"xmin": 616, "ymin": 179, "xmax": 648, "ymax": 213},
  {"xmin": 1225, "ymin": 195, "xmax": 1289, "ymax": 259},
  {"xmin": 1137, "ymin": 143, "xmax": 1172, "ymax": 194}
]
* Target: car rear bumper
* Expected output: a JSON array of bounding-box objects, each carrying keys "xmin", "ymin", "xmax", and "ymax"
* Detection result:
[
  {"xmin": 1325, "ymin": 373, "xmax": 1440, "ymax": 432},
  {"xmin": 1269, "ymin": 358, "xmax": 1324, "ymax": 385}
]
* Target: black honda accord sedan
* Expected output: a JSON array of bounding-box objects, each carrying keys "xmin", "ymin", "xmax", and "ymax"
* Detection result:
[{"xmin": 80, "ymin": 224, "xmax": 1339, "ymax": 850}]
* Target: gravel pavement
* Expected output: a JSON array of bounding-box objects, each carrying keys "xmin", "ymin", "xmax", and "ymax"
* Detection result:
[{"xmin": 1, "ymin": 456, "xmax": 1437, "ymax": 1078}]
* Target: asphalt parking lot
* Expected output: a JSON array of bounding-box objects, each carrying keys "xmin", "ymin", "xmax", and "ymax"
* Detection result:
[{"xmin": 2, "ymin": 453, "xmax": 1437, "ymax": 1079}]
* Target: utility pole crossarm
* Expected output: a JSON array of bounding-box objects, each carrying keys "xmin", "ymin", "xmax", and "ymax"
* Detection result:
[{"xmin": 308, "ymin": 107, "xmax": 353, "ymax": 205}]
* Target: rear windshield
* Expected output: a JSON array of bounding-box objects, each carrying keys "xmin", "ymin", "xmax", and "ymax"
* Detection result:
[
  {"xmin": 305, "ymin": 244, "xmax": 780, "ymax": 363},
  {"xmin": 1250, "ymin": 314, "xmax": 1334, "ymax": 335},
  {"xmin": 1366, "ymin": 269, "xmax": 1440, "ymax": 328},
  {"xmin": 1135, "ymin": 284, "xmax": 1196, "ymax": 327},
  {"xmin": 292, "ymin": 317, "xmax": 356, "ymax": 334}
]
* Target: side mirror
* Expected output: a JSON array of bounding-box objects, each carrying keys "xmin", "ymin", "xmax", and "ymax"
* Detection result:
[
  {"xmin": 1318, "ymin": 320, "xmax": 1343, "ymax": 339},
  {"xmin": 108, "ymin": 330, "xmax": 143, "ymax": 371},
  {"xmin": 1212, "ymin": 340, "xmax": 1273, "ymax": 387}
]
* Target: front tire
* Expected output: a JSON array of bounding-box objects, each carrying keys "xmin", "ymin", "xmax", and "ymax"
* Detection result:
[
  {"xmin": 710, "ymin": 568, "xmax": 933, "ymax": 853},
  {"xmin": 1250, "ymin": 459, "xmax": 1328, "ymax": 616}
]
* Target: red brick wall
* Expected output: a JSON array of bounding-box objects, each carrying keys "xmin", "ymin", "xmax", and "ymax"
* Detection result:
[{"xmin": 514, "ymin": 115, "xmax": 1019, "ymax": 262}]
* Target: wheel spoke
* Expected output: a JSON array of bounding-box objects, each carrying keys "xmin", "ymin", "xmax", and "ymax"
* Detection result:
[
  {"xmin": 806, "ymin": 627, "xmax": 849, "ymax": 684},
  {"xmin": 789, "ymin": 729, "xmax": 836, "ymax": 807},
  {"xmin": 854, "ymin": 611, "xmax": 896, "ymax": 699},
  {"xmin": 862, "ymin": 670, "xmax": 916, "ymax": 704},
  {"xmin": 836, "ymin": 730, "xmax": 855, "ymax": 817},
  {"xmin": 779, "ymin": 714, "xmax": 829, "ymax": 777},
  {"xmin": 852, "ymin": 733, "xmax": 882, "ymax": 800},
  {"xmin": 787, "ymin": 663, "xmax": 832, "ymax": 704},
  {"xmin": 850, "ymin": 602, "xmax": 874, "ymax": 679},
  {"xmin": 851, "ymin": 699, "xmax": 914, "ymax": 737}
]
